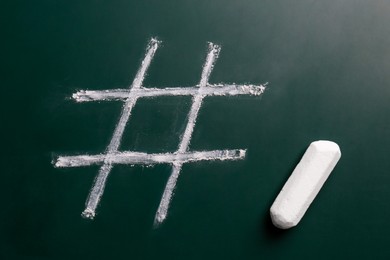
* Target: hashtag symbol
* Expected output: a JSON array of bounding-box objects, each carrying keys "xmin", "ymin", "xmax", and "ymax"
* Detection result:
[{"xmin": 54, "ymin": 38, "xmax": 266, "ymax": 225}]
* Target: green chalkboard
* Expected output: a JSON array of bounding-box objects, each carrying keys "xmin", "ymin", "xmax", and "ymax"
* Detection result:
[{"xmin": 2, "ymin": 0, "xmax": 390, "ymax": 259}]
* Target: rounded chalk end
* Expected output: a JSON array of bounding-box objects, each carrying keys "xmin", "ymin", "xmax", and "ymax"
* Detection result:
[
  {"xmin": 270, "ymin": 207, "xmax": 298, "ymax": 229},
  {"xmin": 311, "ymin": 140, "xmax": 341, "ymax": 154}
]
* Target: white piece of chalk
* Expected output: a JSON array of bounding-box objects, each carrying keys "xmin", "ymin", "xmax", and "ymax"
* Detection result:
[{"xmin": 270, "ymin": 140, "xmax": 341, "ymax": 229}]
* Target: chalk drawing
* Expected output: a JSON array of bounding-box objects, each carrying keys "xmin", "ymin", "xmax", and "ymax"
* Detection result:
[{"xmin": 54, "ymin": 38, "xmax": 266, "ymax": 225}]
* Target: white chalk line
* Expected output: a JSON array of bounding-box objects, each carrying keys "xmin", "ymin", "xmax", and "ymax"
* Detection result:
[
  {"xmin": 55, "ymin": 149, "xmax": 246, "ymax": 167},
  {"xmin": 153, "ymin": 43, "xmax": 221, "ymax": 225},
  {"xmin": 72, "ymin": 84, "xmax": 265, "ymax": 102},
  {"xmin": 82, "ymin": 38, "xmax": 160, "ymax": 219}
]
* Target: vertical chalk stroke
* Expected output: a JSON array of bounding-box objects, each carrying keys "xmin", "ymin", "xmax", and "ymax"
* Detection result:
[
  {"xmin": 153, "ymin": 43, "xmax": 220, "ymax": 225},
  {"xmin": 82, "ymin": 38, "xmax": 160, "ymax": 219},
  {"xmin": 54, "ymin": 38, "xmax": 267, "ymax": 224}
]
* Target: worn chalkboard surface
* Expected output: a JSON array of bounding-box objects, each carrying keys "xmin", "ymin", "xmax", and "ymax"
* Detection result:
[{"xmin": 2, "ymin": 0, "xmax": 390, "ymax": 259}]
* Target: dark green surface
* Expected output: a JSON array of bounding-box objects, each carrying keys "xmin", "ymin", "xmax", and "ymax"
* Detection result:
[{"xmin": 2, "ymin": 0, "xmax": 390, "ymax": 259}]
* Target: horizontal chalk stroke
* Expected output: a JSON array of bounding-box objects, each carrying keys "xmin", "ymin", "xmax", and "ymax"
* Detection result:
[
  {"xmin": 55, "ymin": 149, "xmax": 246, "ymax": 167},
  {"xmin": 72, "ymin": 84, "xmax": 265, "ymax": 102}
]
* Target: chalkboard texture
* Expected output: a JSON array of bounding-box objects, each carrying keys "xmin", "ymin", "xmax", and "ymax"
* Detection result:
[{"xmin": 2, "ymin": 0, "xmax": 390, "ymax": 259}]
